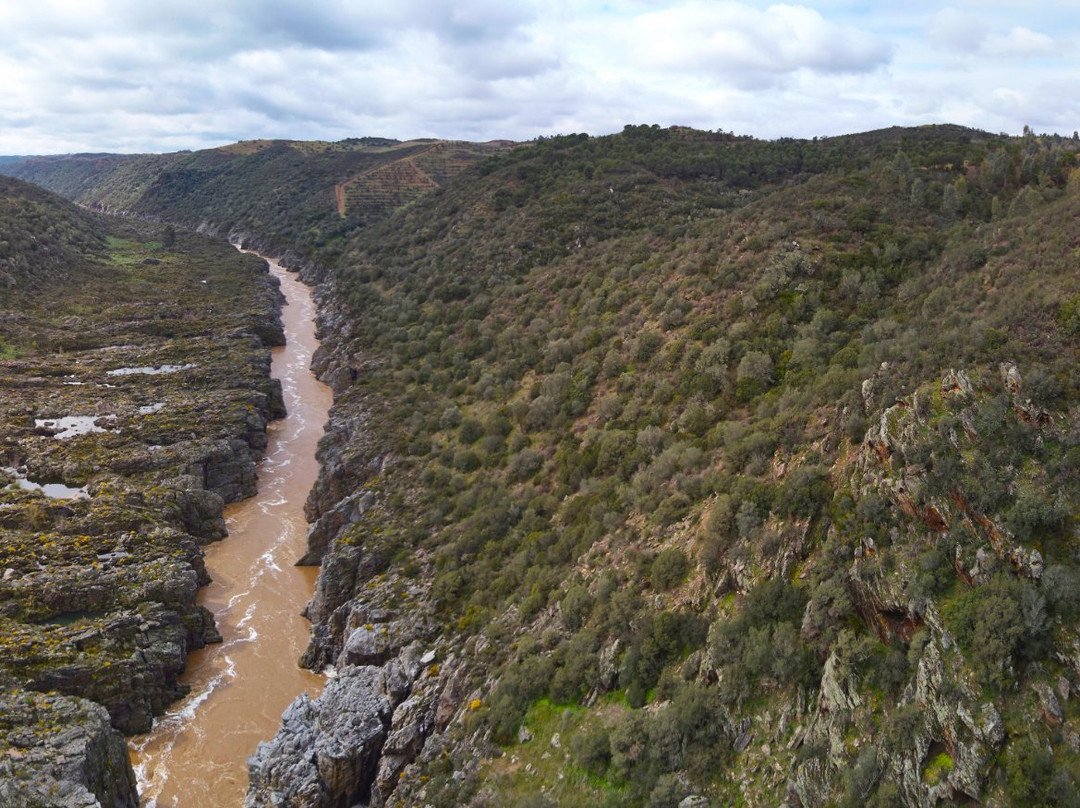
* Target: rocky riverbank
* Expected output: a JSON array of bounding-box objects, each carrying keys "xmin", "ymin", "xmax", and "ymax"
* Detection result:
[
  {"xmin": 0, "ymin": 218, "xmax": 286, "ymax": 805},
  {"xmin": 244, "ymin": 271, "xmax": 479, "ymax": 808}
]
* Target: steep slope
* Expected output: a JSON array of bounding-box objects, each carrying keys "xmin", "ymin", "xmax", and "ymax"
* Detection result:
[
  {"xmin": 2, "ymin": 138, "xmax": 510, "ymax": 264},
  {"xmin": 11, "ymin": 125, "xmax": 1080, "ymax": 807},
  {"xmin": 251, "ymin": 125, "xmax": 1080, "ymax": 808},
  {"xmin": 0, "ymin": 174, "xmax": 110, "ymax": 296},
  {"xmin": 0, "ymin": 177, "xmax": 285, "ymax": 804}
]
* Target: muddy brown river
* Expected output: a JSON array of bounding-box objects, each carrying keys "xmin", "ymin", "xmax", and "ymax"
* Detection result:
[{"xmin": 129, "ymin": 255, "xmax": 331, "ymax": 807}]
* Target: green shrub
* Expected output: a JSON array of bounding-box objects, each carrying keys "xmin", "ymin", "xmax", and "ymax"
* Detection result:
[
  {"xmin": 561, "ymin": 583, "xmax": 595, "ymax": 630},
  {"xmin": 459, "ymin": 417, "xmax": 484, "ymax": 444},
  {"xmin": 1061, "ymin": 293, "xmax": 1080, "ymax": 335},
  {"xmin": 1004, "ymin": 736, "xmax": 1080, "ymax": 808},
  {"xmin": 651, "ymin": 548, "xmax": 692, "ymax": 591},
  {"xmin": 776, "ymin": 465, "xmax": 831, "ymax": 519},
  {"xmin": 572, "ymin": 726, "xmax": 612, "ymax": 775},
  {"xmin": 944, "ymin": 573, "xmax": 1049, "ymax": 690}
]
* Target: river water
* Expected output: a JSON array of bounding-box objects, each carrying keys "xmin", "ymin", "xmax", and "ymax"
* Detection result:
[{"xmin": 129, "ymin": 256, "xmax": 331, "ymax": 807}]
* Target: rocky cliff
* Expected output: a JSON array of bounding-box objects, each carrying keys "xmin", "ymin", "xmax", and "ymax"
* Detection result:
[{"xmin": 0, "ymin": 185, "xmax": 288, "ymax": 806}]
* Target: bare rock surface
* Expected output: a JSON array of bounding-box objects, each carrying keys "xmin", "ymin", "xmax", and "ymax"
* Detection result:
[
  {"xmin": 246, "ymin": 666, "xmax": 393, "ymax": 808},
  {"xmin": 0, "ymin": 215, "xmax": 287, "ymax": 803},
  {"xmin": 0, "ymin": 691, "xmax": 137, "ymax": 808}
]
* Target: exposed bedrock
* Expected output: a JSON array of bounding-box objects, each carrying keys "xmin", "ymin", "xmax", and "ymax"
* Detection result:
[
  {"xmin": 0, "ymin": 225, "xmax": 290, "ymax": 805},
  {"xmin": 0, "ymin": 691, "xmax": 138, "ymax": 808},
  {"xmin": 247, "ymin": 274, "xmax": 464, "ymax": 808},
  {"xmin": 247, "ymin": 639, "xmax": 459, "ymax": 808}
]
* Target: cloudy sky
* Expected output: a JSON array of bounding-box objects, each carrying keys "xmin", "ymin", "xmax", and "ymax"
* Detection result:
[{"xmin": 0, "ymin": 1, "xmax": 1076, "ymax": 154}]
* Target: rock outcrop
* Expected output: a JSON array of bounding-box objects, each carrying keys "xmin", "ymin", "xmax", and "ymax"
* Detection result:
[
  {"xmin": 247, "ymin": 666, "xmax": 393, "ymax": 808},
  {"xmin": 247, "ymin": 644, "xmax": 443, "ymax": 808},
  {"xmin": 0, "ymin": 220, "xmax": 288, "ymax": 803},
  {"xmin": 0, "ymin": 691, "xmax": 138, "ymax": 808}
]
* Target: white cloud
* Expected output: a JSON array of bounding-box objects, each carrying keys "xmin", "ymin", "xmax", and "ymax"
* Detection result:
[
  {"xmin": 626, "ymin": 2, "xmax": 891, "ymax": 83},
  {"xmin": 982, "ymin": 27, "xmax": 1055, "ymax": 58},
  {"xmin": 928, "ymin": 8, "xmax": 1058, "ymax": 58},
  {"xmin": 927, "ymin": 8, "xmax": 990, "ymax": 53},
  {"xmin": 0, "ymin": 1, "xmax": 1077, "ymax": 154}
]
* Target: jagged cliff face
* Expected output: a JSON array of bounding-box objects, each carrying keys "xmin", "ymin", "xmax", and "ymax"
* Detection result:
[
  {"xmin": 8, "ymin": 126, "xmax": 1080, "ymax": 807},
  {"xmin": 0, "ymin": 178, "xmax": 286, "ymax": 805}
]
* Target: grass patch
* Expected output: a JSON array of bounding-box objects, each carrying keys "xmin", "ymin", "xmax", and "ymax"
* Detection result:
[
  {"xmin": 483, "ymin": 698, "xmax": 627, "ymax": 807},
  {"xmin": 923, "ymin": 750, "xmax": 954, "ymax": 785}
]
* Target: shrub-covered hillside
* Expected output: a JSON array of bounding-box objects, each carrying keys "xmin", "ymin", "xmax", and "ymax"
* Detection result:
[
  {"xmin": 9, "ymin": 124, "xmax": 1080, "ymax": 807},
  {"xmin": 0, "ymin": 174, "xmax": 110, "ymax": 295},
  {"xmin": 297, "ymin": 124, "xmax": 1080, "ymax": 807},
  {"xmin": 2, "ymin": 137, "xmax": 509, "ymax": 265}
]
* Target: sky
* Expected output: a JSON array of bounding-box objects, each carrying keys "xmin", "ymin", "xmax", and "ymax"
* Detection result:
[{"xmin": 0, "ymin": 0, "xmax": 1076, "ymax": 154}]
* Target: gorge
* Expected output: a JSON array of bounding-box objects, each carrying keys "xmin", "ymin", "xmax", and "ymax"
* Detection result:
[
  {"xmin": 130, "ymin": 256, "xmax": 331, "ymax": 807},
  {"xmin": 2, "ymin": 125, "xmax": 1079, "ymax": 807}
]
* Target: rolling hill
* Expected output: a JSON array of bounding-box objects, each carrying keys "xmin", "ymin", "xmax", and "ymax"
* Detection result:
[{"xmin": 2, "ymin": 137, "xmax": 510, "ymax": 264}]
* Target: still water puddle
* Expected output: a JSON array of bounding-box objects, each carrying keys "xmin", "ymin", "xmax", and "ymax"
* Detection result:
[
  {"xmin": 35, "ymin": 414, "xmax": 116, "ymax": 439},
  {"xmin": 107, "ymin": 363, "xmax": 196, "ymax": 377},
  {"xmin": 2, "ymin": 467, "xmax": 88, "ymax": 499}
]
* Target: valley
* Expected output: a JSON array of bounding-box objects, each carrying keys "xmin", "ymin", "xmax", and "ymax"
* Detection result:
[
  {"xmin": 2, "ymin": 124, "xmax": 1080, "ymax": 807},
  {"xmin": 130, "ymin": 255, "xmax": 331, "ymax": 807}
]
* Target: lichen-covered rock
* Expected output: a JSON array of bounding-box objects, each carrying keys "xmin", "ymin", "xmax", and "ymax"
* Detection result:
[
  {"xmin": 0, "ymin": 690, "xmax": 137, "ymax": 808},
  {"xmin": 598, "ymin": 638, "xmax": 622, "ymax": 692},
  {"xmin": 26, "ymin": 603, "xmax": 214, "ymax": 734},
  {"xmin": 0, "ymin": 219, "xmax": 286, "ymax": 791},
  {"xmin": 1033, "ymin": 681, "xmax": 1063, "ymax": 724},
  {"xmin": 246, "ymin": 666, "xmax": 395, "ymax": 808},
  {"xmin": 371, "ymin": 691, "xmax": 438, "ymax": 806},
  {"xmin": 819, "ymin": 650, "xmax": 862, "ymax": 713},
  {"xmin": 886, "ymin": 611, "xmax": 1004, "ymax": 806},
  {"xmin": 300, "ymin": 489, "xmax": 375, "ymax": 566}
]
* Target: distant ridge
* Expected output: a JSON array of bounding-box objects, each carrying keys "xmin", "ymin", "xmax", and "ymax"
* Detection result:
[{"xmin": 1, "ymin": 137, "xmax": 513, "ymax": 260}]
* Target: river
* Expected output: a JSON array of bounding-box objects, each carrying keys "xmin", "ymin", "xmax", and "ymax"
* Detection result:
[{"xmin": 129, "ymin": 255, "xmax": 331, "ymax": 807}]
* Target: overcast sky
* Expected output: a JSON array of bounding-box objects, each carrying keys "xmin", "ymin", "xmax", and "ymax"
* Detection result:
[{"xmin": 0, "ymin": 1, "xmax": 1076, "ymax": 154}]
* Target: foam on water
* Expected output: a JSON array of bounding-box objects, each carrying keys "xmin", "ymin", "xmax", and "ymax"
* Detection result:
[{"xmin": 128, "ymin": 251, "xmax": 331, "ymax": 807}]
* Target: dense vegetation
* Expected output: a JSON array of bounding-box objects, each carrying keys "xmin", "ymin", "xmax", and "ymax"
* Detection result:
[
  {"xmin": 7, "ymin": 124, "xmax": 1080, "ymax": 806},
  {"xmin": 322, "ymin": 124, "xmax": 1080, "ymax": 806}
]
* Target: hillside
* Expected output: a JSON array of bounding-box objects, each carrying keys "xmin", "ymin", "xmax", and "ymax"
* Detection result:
[
  {"xmin": 0, "ymin": 174, "xmax": 110, "ymax": 296},
  {"xmin": 8, "ymin": 125, "xmax": 1080, "ymax": 807},
  {"xmin": 271, "ymin": 124, "xmax": 1080, "ymax": 808},
  {"xmin": 1, "ymin": 137, "xmax": 510, "ymax": 263}
]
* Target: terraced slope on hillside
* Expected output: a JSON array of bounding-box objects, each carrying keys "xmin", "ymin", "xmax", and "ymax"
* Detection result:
[
  {"xmin": 335, "ymin": 141, "xmax": 508, "ymax": 218},
  {"xmin": 2, "ymin": 137, "xmax": 511, "ymax": 265}
]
